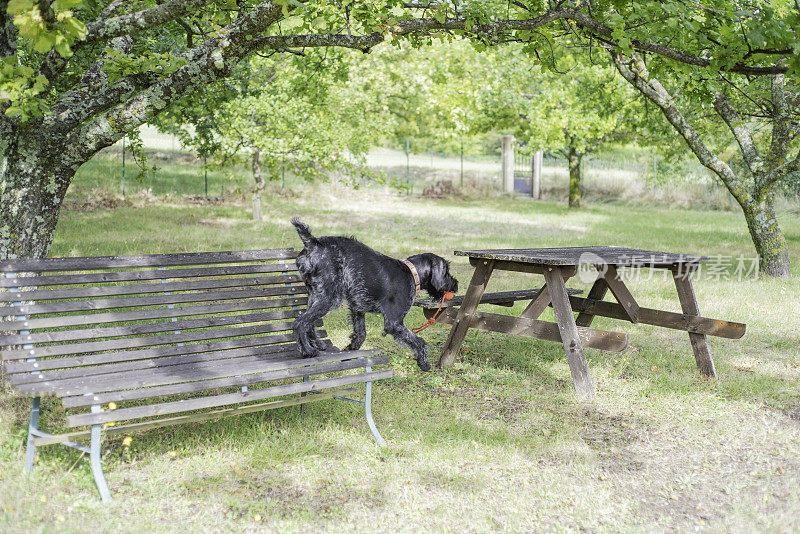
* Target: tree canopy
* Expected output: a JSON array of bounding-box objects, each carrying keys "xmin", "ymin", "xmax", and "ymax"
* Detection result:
[{"xmin": 1, "ymin": 0, "xmax": 797, "ymax": 269}]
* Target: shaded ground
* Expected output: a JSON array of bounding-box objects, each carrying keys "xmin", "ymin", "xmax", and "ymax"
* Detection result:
[{"xmin": 1, "ymin": 178, "xmax": 799, "ymax": 532}]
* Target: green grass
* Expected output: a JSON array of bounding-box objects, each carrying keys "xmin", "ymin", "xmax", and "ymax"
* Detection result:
[
  {"xmin": 67, "ymin": 151, "xmax": 250, "ymax": 199},
  {"xmin": 2, "ymin": 159, "xmax": 800, "ymax": 532}
]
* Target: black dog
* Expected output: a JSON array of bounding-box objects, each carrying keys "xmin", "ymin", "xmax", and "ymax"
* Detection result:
[{"xmin": 290, "ymin": 218, "xmax": 458, "ymax": 371}]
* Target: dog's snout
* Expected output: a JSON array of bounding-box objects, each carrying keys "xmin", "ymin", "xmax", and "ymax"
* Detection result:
[{"xmin": 448, "ymin": 276, "xmax": 459, "ymax": 294}]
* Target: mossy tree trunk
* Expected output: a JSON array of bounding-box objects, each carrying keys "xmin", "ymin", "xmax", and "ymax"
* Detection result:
[
  {"xmin": 0, "ymin": 125, "xmax": 74, "ymax": 259},
  {"xmin": 566, "ymin": 146, "xmax": 584, "ymax": 208},
  {"xmin": 739, "ymin": 192, "xmax": 790, "ymax": 277}
]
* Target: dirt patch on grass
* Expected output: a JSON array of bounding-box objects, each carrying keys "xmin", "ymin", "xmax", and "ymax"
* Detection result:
[
  {"xmin": 578, "ymin": 407, "xmax": 648, "ymax": 474},
  {"xmin": 426, "ymin": 384, "xmax": 532, "ymax": 424},
  {"xmin": 416, "ymin": 467, "xmax": 483, "ymax": 493},
  {"xmin": 191, "ymin": 470, "xmax": 387, "ymax": 521},
  {"xmin": 62, "ymin": 194, "xmax": 132, "ymax": 211},
  {"xmin": 776, "ymin": 403, "xmax": 800, "ymax": 426}
]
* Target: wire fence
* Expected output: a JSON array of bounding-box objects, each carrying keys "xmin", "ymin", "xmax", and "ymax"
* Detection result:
[{"xmin": 74, "ymin": 128, "xmax": 797, "ymax": 210}]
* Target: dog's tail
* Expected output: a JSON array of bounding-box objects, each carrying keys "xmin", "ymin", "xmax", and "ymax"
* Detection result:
[{"xmin": 291, "ymin": 217, "xmax": 319, "ymax": 249}]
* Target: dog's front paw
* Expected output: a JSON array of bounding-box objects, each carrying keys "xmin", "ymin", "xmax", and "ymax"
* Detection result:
[{"xmin": 299, "ymin": 346, "xmax": 320, "ymax": 359}]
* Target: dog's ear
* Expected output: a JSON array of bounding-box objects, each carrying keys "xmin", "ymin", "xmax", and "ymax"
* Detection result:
[{"xmin": 428, "ymin": 257, "xmax": 451, "ymax": 299}]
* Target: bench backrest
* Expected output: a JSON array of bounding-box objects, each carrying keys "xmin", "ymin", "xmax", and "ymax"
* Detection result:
[{"xmin": 0, "ymin": 249, "xmax": 328, "ymax": 422}]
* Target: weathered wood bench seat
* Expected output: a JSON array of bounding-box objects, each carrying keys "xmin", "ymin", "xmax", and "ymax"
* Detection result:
[{"xmin": 0, "ymin": 249, "xmax": 392, "ymax": 503}]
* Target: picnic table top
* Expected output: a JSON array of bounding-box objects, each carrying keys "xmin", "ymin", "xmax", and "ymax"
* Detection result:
[{"xmin": 454, "ymin": 246, "xmax": 708, "ymax": 267}]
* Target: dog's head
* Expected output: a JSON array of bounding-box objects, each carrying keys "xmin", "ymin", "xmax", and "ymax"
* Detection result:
[{"xmin": 407, "ymin": 253, "xmax": 459, "ymax": 301}]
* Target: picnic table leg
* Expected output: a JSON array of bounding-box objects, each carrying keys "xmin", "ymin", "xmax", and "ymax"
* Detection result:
[
  {"xmin": 438, "ymin": 260, "xmax": 494, "ymax": 369},
  {"xmin": 543, "ymin": 267, "xmax": 595, "ymax": 400},
  {"xmin": 671, "ymin": 267, "xmax": 717, "ymax": 378},
  {"xmin": 520, "ymin": 285, "xmax": 551, "ymax": 320},
  {"xmin": 575, "ymin": 273, "xmax": 608, "ymax": 327}
]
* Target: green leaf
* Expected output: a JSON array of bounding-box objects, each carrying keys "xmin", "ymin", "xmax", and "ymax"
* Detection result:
[
  {"xmin": 6, "ymin": 0, "xmax": 33, "ymax": 15},
  {"xmin": 33, "ymin": 33, "xmax": 56, "ymax": 53}
]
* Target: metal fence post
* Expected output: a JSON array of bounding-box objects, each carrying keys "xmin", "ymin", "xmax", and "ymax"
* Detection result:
[
  {"xmin": 405, "ymin": 138, "xmax": 410, "ymax": 193},
  {"xmin": 121, "ymin": 137, "xmax": 126, "ymax": 197},
  {"xmin": 460, "ymin": 140, "xmax": 464, "ymax": 187},
  {"xmin": 501, "ymin": 135, "xmax": 515, "ymax": 193}
]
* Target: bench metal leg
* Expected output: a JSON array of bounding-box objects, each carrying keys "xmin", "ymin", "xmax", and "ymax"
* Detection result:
[
  {"xmin": 364, "ymin": 366, "xmax": 386, "ymax": 447},
  {"xmin": 88, "ymin": 403, "xmax": 113, "ymax": 504},
  {"xmin": 300, "ymin": 375, "xmax": 309, "ymax": 418},
  {"xmin": 90, "ymin": 423, "xmax": 112, "ymax": 504},
  {"xmin": 24, "ymin": 396, "xmax": 41, "ymax": 472}
]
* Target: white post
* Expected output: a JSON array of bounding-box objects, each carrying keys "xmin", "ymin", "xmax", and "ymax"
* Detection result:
[
  {"xmin": 501, "ymin": 135, "xmax": 515, "ymax": 193},
  {"xmin": 532, "ymin": 149, "xmax": 543, "ymax": 199}
]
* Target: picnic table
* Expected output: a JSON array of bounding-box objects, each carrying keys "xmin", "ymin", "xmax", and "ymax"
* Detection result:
[{"xmin": 422, "ymin": 246, "xmax": 746, "ymax": 399}]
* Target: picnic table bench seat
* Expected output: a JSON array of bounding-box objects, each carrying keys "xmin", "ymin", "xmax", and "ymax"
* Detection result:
[
  {"xmin": 414, "ymin": 287, "xmax": 582, "ymax": 309},
  {"xmin": 0, "ymin": 249, "xmax": 392, "ymax": 503}
]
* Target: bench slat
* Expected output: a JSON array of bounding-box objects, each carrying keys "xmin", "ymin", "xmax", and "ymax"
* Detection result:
[
  {"xmin": 10, "ymin": 339, "xmax": 298, "ymax": 383},
  {"xmin": 0, "ymin": 285, "xmax": 305, "ymax": 316},
  {"xmin": 34, "ymin": 388, "xmax": 359, "ymax": 446},
  {"xmin": 1, "ymin": 296, "xmax": 307, "ymax": 332},
  {"xmin": 0, "ymin": 249, "xmax": 298, "ymax": 273},
  {"xmin": 1, "ymin": 308, "xmax": 302, "ymax": 345},
  {"xmin": 19, "ymin": 348, "xmax": 321, "ymax": 396},
  {"xmin": 5, "ymin": 329, "xmax": 323, "ymax": 373},
  {"xmin": 23, "ymin": 346, "xmax": 365, "ymax": 399},
  {"xmin": 63, "ymin": 352, "xmax": 388, "ymax": 407},
  {"xmin": 66, "ymin": 368, "xmax": 393, "ymax": 427},
  {"xmin": 0, "ymin": 263, "xmax": 298, "ymax": 288},
  {"xmin": 2, "ymin": 318, "xmax": 302, "ymax": 360},
  {"xmin": 0, "ymin": 274, "xmax": 303, "ymax": 303}
]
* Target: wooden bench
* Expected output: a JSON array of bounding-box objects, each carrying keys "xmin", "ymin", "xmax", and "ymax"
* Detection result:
[{"xmin": 0, "ymin": 249, "xmax": 392, "ymax": 503}]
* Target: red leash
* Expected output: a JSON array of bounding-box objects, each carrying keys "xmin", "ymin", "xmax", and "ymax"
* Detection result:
[{"xmin": 412, "ymin": 292, "xmax": 455, "ymax": 334}]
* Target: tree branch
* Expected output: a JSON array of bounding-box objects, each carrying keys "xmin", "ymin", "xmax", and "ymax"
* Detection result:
[
  {"xmin": 46, "ymin": 36, "xmax": 136, "ymax": 131},
  {"xmin": 567, "ymin": 10, "xmax": 787, "ymax": 76},
  {"xmin": 38, "ymin": 0, "xmax": 214, "ymax": 83},
  {"xmin": 712, "ymin": 92, "xmax": 762, "ymax": 176},
  {"xmin": 83, "ymin": 0, "xmax": 217, "ymax": 43},
  {"xmin": 759, "ymin": 73, "xmax": 798, "ymax": 192},
  {"xmin": 99, "ymin": 0, "xmax": 127, "ymax": 21},
  {"xmin": 0, "ymin": 1, "xmax": 18, "ymax": 58},
  {"xmin": 61, "ymin": 0, "xmax": 285, "ymax": 162},
  {"xmin": 252, "ymin": 11, "xmax": 790, "ymax": 75},
  {"xmin": 759, "ymin": 149, "xmax": 800, "ymax": 191},
  {"xmin": 610, "ymin": 52, "xmax": 752, "ymax": 206}
]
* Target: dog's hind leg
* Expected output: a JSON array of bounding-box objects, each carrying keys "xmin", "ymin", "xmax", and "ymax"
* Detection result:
[
  {"xmin": 346, "ymin": 310, "xmax": 367, "ymax": 351},
  {"xmin": 383, "ymin": 318, "xmax": 430, "ymax": 372},
  {"xmin": 293, "ymin": 291, "xmax": 342, "ymax": 358},
  {"xmin": 305, "ymin": 294, "xmax": 329, "ymax": 351}
]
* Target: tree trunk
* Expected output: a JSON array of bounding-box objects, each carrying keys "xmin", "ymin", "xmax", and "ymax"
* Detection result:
[
  {"xmin": 567, "ymin": 148, "xmax": 582, "ymax": 208},
  {"xmin": 740, "ymin": 192, "xmax": 790, "ymax": 277},
  {"xmin": 0, "ymin": 130, "xmax": 73, "ymax": 259},
  {"xmin": 251, "ymin": 148, "xmax": 264, "ymax": 222}
]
